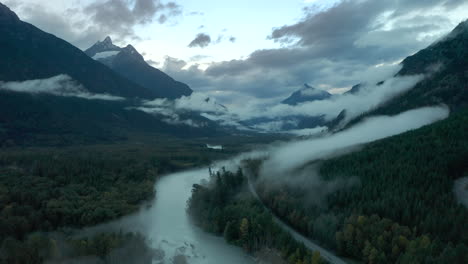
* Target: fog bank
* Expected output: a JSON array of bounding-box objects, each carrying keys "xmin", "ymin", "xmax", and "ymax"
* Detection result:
[
  {"xmin": 136, "ymin": 65, "xmax": 428, "ymax": 132},
  {"xmin": 261, "ymin": 106, "xmax": 449, "ymax": 178}
]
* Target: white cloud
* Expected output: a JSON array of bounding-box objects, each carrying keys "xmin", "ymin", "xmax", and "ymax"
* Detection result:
[
  {"xmin": 282, "ymin": 126, "xmax": 328, "ymax": 136},
  {"xmin": 135, "ymin": 65, "xmax": 427, "ymax": 132},
  {"xmin": 261, "ymin": 105, "xmax": 449, "ymax": 179},
  {"xmin": 135, "ymin": 93, "xmax": 228, "ymax": 127},
  {"xmin": 221, "ymin": 65, "xmax": 424, "ymax": 128},
  {"xmin": 0, "ymin": 75, "xmax": 125, "ymax": 101}
]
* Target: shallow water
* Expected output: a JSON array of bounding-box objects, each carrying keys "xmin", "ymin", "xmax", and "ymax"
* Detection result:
[
  {"xmin": 146, "ymin": 168, "xmax": 254, "ymax": 263},
  {"xmin": 89, "ymin": 167, "xmax": 254, "ymax": 264}
]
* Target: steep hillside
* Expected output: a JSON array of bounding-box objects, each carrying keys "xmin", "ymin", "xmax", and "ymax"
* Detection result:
[
  {"xmin": 351, "ymin": 20, "xmax": 468, "ymax": 123},
  {"xmin": 0, "ymin": 91, "xmax": 221, "ymax": 147},
  {"xmin": 255, "ymin": 108, "xmax": 468, "ymax": 263},
  {"xmin": 85, "ymin": 37, "xmax": 192, "ymax": 99},
  {"xmin": 0, "ymin": 3, "xmax": 155, "ymax": 99},
  {"xmin": 282, "ymin": 84, "xmax": 332, "ymax": 105}
]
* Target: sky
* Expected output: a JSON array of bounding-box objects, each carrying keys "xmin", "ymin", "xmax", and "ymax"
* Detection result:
[{"xmin": 5, "ymin": 0, "xmax": 468, "ymax": 105}]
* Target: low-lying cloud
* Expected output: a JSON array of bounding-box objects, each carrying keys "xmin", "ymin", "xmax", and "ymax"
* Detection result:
[
  {"xmin": 135, "ymin": 93, "xmax": 228, "ymax": 127},
  {"xmin": 0, "ymin": 75, "xmax": 125, "ymax": 101},
  {"xmin": 143, "ymin": 64, "xmax": 426, "ymax": 132},
  {"xmin": 250, "ymin": 71, "xmax": 423, "ymax": 124},
  {"xmin": 133, "ymin": 64, "xmax": 428, "ymax": 132},
  {"xmin": 261, "ymin": 106, "xmax": 449, "ymax": 178},
  {"xmin": 207, "ymin": 105, "xmax": 450, "ymax": 206}
]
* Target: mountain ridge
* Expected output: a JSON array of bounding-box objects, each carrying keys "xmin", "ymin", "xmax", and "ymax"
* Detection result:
[
  {"xmin": 330, "ymin": 19, "xmax": 468, "ymax": 130},
  {"xmin": 0, "ymin": 4, "xmax": 224, "ymax": 146},
  {"xmin": 282, "ymin": 84, "xmax": 332, "ymax": 105},
  {"xmin": 0, "ymin": 4, "xmax": 159, "ymax": 100},
  {"xmin": 85, "ymin": 37, "xmax": 193, "ymax": 99}
]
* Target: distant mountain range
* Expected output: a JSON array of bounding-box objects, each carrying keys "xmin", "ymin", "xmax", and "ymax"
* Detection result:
[
  {"xmin": 85, "ymin": 37, "xmax": 192, "ymax": 99},
  {"xmin": 239, "ymin": 84, "xmax": 332, "ymax": 131},
  {"xmin": 282, "ymin": 84, "xmax": 332, "ymax": 105},
  {"xmin": 0, "ymin": 3, "xmax": 220, "ymax": 147}
]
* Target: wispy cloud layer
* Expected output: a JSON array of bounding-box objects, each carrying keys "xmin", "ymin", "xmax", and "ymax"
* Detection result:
[
  {"xmin": 0, "ymin": 75, "xmax": 125, "ymax": 101},
  {"xmin": 147, "ymin": 64, "xmax": 425, "ymax": 132},
  {"xmin": 261, "ymin": 105, "xmax": 449, "ymax": 179}
]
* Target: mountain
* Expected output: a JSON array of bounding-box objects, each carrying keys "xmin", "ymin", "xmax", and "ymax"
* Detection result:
[
  {"xmin": 239, "ymin": 85, "xmax": 332, "ymax": 132},
  {"xmin": 250, "ymin": 20, "xmax": 468, "ymax": 133},
  {"xmin": 241, "ymin": 84, "xmax": 331, "ymax": 131},
  {"xmin": 0, "ymin": 3, "xmax": 157, "ymax": 100},
  {"xmin": 332, "ymin": 20, "xmax": 468, "ymax": 130},
  {"xmin": 282, "ymin": 84, "xmax": 332, "ymax": 105},
  {"xmin": 85, "ymin": 37, "xmax": 192, "ymax": 99},
  {"xmin": 0, "ymin": 3, "xmax": 223, "ymax": 147},
  {"xmin": 361, "ymin": 19, "xmax": 468, "ymax": 118},
  {"xmin": 0, "ymin": 91, "xmax": 222, "ymax": 147},
  {"xmin": 344, "ymin": 83, "xmax": 362, "ymax": 95}
]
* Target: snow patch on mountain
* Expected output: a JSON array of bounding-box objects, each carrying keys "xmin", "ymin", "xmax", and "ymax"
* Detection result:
[
  {"xmin": 300, "ymin": 87, "xmax": 328, "ymax": 97},
  {"xmin": 92, "ymin": 51, "xmax": 120, "ymax": 60}
]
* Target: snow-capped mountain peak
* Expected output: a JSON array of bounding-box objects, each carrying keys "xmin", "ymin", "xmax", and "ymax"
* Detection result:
[
  {"xmin": 83, "ymin": 36, "xmax": 193, "ymax": 99},
  {"xmin": 92, "ymin": 51, "xmax": 120, "ymax": 60}
]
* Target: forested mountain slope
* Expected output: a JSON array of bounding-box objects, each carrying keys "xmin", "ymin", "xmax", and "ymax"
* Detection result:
[
  {"xmin": 0, "ymin": 3, "xmax": 226, "ymax": 147},
  {"xmin": 254, "ymin": 108, "xmax": 468, "ymax": 263},
  {"xmin": 0, "ymin": 3, "xmax": 156, "ymax": 100},
  {"xmin": 348, "ymin": 20, "xmax": 468, "ymax": 126},
  {"xmin": 85, "ymin": 37, "xmax": 192, "ymax": 99}
]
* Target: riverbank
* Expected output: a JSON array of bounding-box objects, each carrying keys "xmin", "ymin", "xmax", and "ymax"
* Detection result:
[
  {"xmin": 0, "ymin": 137, "xmax": 272, "ymax": 264},
  {"xmin": 187, "ymin": 168, "xmax": 328, "ymax": 264}
]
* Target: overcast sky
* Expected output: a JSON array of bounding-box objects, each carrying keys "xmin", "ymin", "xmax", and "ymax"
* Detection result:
[{"xmin": 5, "ymin": 0, "xmax": 468, "ymax": 105}]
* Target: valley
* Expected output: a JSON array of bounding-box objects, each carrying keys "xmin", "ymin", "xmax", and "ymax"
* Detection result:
[{"xmin": 0, "ymin": 1, "xmax": 467, "ymax": 264}]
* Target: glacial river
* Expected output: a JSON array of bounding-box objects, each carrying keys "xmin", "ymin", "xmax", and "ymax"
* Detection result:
[
  {"xmin": 88, "ymin": 166, "xmax": 255, "ymax": 264},
  {"xmin": 145, "ymin": 168, "xmax": 255, "ymax": 263},
  {"xmin": 82, "ymin": 158, "xmax": 346, "ymax": 264}
]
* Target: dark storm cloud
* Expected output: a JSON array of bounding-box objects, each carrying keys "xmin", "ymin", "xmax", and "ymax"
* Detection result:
[{"xmin": 188, "ymin": 33, "xmax": 212, "ymax": 48}]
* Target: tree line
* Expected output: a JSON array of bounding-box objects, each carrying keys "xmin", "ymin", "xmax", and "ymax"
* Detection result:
[
  {"xmin": 0, "ymin": 144, "xmax": 212, "ymax": 263},
  {"xmin": 187, "ymin": 168, "xmax": 327, "ymax": 264},
  {"xmin": 251, "ymin": 108, "xmax": 468, "ymax": 263}
]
